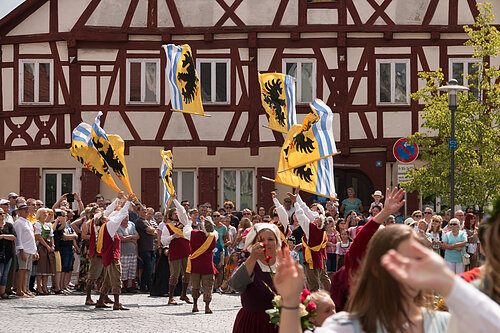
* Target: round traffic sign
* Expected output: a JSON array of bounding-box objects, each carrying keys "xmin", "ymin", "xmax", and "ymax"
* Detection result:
[{"xmin": 393, "ymin": 138, "xmax": 419, "ymax": 163}]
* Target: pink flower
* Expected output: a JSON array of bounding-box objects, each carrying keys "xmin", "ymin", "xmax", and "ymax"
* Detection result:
[
  {"xmin": 306, "ymin": 301, "xmax": 317, "ymax": 312},
  {"xmin": 300, "ymin": 289, "xmax": 311, "ymax": 303}
]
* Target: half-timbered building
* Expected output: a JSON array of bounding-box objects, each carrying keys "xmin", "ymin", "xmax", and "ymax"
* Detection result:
[{"xmin": 0, "ymin": 0, "xmax": 495, "ymax": 212}]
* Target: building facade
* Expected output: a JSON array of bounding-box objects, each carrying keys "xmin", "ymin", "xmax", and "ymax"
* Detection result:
[{"xmin": 0, "ymin": 0, "xmax": 495, "ymax": 212}]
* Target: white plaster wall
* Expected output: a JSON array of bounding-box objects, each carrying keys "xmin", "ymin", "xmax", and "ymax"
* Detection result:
[
  {"xmin": 422, "ymin": 46, "xmax": 440, "ymax": 70},
  {"xmin": 7, "ymin": 2, "xmax": 49, "ymax": 36},
  {"xmin": 19, "ymin": 43, "xmax": 51, "ymax": 54},
  {"xmin": 231, "ymin": 113, "xmax": 248, "ymax": 142},
  {"xmin": 347, "ymin": 48, "xmax": 364, "ymax": 72},
  {"xmin": 235, "ymin": 0, "xmax": 281, "ymax": 26},
  {"xmin": 110, "ymin": 72, "xmax": 120, "ymax": 105},
  {"xmin": 393, "ymin": 0, "xmax": 430, "ymax": 25},
  {"xmin": 126, "ymin": 111, "xmax": 165, "ymax": 140},
  {"xmin": 430, "ymin": 0, "xmax": 448, "ymax": 25},
  {"xmin": 2, "ymin": 68, "xmax": 14, "ymax": 111},
  {"xmin": 158, "ymin": 0, "xmax": 174, "ymax": 27},
  {"xmin": 365, "ymin": 112, "xmax": 377, "ymax": 139},
  {"xmin": 194, "ymin": 112, "xmax": 234, "ymax": 141},
  {"xmin": 131, "ymin": 0, "xmax": 148, "ymax": 27},
  {"xmin": 333, "ymin": 113, "xmax": 341, "ymax": 143},
  {"xmin": 163, "ymin": 111, "xmax": 191, "ymax": 140},
  {"xmin": 87, "ymin": 0, "xmax": 130, "ymax": 27},
  {"xmin": 258, "ymin": 48, "xmax": 276, "ymax": 71},
  {"xmin": 458, "ymin": 0, "xmax": 475, "ymax": 24},
  {"xmin": 56, "ymin": 41, "xmax": 68, "ymax": 61},
  {"xmin": 383, "ymin": 112, "xmax": 412, "ymax": 138},
  {"xmin": 58, "ymin": 0, "xmax": 92, "ymax": 32},
  {"xmin": 354, "ymin": 1, "xmax": 375, "ymax": 24},
  {"xmin": 175, "ymin": 0, "xmax": 224, "ymax": 27},
  {"xmin": 2, "ymin": 45, "xmax": 14, "ymax": 63},
  {"xmin": 375, "ymin": 47, "xmax": 411, "ymax": 55},
  {"xmin": 259, "ymin": 114, "xmax": 276, "ymax": 142},
  {"xmin": 349, "ymin": 113, "xmax": 367, "ymax": 140},
  {"xmin": 78, "ymin": 49, "xmax": 118, "ymax": 62},
  {"xmin": 308, "ymin": 9, "xmax": 338, "ymax": 25},
  {"xmin": 320, "ymin": 48, "xmax": 337, "ymax": 70},
  {"xmin": 196, "ymin": 49, "xmax": 231, "ymax": 54},
  {"xmin": 350, "ymin": 77, "xmax": 368, "ymax": 105},
  {"xmin": 100, "ymin": 76, "xmax": 110, "ymax": 105},
  {"xmin": 102, "ymin": 111, "xmax": 134, "ymax": 140},
  {"xmin": 447, "ymin": 45, "xmax": 475, "ymax": 55},
  {"xmin": 81, "ymin": 77, "xmax": 97, "ymax": 105},
  {"xmin": 283, "ymin": 48, "xmax": 314, "ymax": 55},
  {"xmin": 65, "ymin": 114, "xmax": 71, "ymax": 144},
  {"xmin": 281, "ymin": 0, "xmax": 298, "ymax": 26}
]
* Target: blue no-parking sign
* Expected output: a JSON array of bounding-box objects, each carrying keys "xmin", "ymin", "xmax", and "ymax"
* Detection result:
[{"xmin": 393, "ymin": 138, "xmax": 419, "ymax": 163}]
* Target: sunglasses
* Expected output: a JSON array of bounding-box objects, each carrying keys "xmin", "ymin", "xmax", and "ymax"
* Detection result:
[
  {"xmin": 224, "ymin": 206, "xmax": 232, "ymax": 209},
  {"xmin": 449, "ymin": 223, "xmax": 459, "ymax": 226},
  {"xmin": 0, "ymin": 213, "xmax": 5, "ymax": 215},
  {"xmin": 424, "ymin": 212, "xmax": 432, "ymax": 214},
  {"xmin": 263, "ymin": 220, "xmax": 271, "ymax": 223},
  {"xmin": 432, "ymin": 220, "xmax": 440, "ymax": 223},
  {"xmin": 414, "ymin": 215, "xmax": 422, "ymax": 218},
  {"xmin": 243, "ymin": 213, "xmax": 251, "ymax": 215},
  {"xmin": 183, "ymin": 204, "xmax": 190, "ymax": 206}
]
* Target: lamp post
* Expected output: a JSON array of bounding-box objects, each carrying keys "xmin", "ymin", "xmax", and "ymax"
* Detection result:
[{"xmin": 437, "ymin": 79, "xmax": 469, "ymax": 216}]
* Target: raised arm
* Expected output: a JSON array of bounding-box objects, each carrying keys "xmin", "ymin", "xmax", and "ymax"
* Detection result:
[
  {"xmin": 287, "ymin": 190, "xmax": 309, "ymax": 240},
  {"xmin": 106, "ymin": 195, "xmax": 132, "ymax": 237},
  {"xmin": 297, "ymin": 193, "xmax": 319, "ymax": 222},
  {"xmin": 173, "ymin": 195, "xmax": 189, "ymax": 226},
  {"xmin": 182, "ymin": 218, "xmax": 193, "ymax": 240},
  {"xmin": 272, "ymin": 192, "xmax": 289, "ymax": 228}
]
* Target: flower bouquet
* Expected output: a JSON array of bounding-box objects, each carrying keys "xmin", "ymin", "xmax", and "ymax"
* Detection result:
[{"xmin": 265, "ymin": 288, "xmax": 317, "ymax": 331}]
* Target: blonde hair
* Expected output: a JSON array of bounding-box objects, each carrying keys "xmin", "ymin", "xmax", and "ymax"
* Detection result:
[
  {"xmin": 483, "ymin": 220, "xmax": 500, "ymax": 299},
  {"xmin": 310, "ymin": 290, "xmax": 334, "ymax": 311},
  {"xmin": 35, "ymin": 208, "xmax": 48, "ymax": 221}
]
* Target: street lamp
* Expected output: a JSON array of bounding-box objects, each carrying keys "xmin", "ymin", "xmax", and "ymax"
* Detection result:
[{"xmin": 437, "ymin": 79, "xmax": 469, "ymax": 216}]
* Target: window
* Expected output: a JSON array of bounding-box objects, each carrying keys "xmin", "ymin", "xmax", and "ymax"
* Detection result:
[
  {"xmin": 126, "ymin": 59, "xmax": 160, "ymax": 104},
  {"xmin": 376, "ymin": 59, "xmax": 410, "ymax": 105},
  {"xmin": 171, "ymin": 170, "xmax": 196, "ymax": 208},
  {"xmin": 19, "ymin": 59, "xmax": 53, "ymax": 105},
  {"xmin": 42, "ymin": 169, "xmax": 76, "ymax": 209},
  {"xmin": 196, "ymin": 59, "xmax": 230, "ymax": 104},
  {"xmin": 449, "ymin": 58, "xmax": 480, "ymax": 98},
  {"xmin": 221, "ymin": 169, "xmax": 254, "ymax": 211},
  {"xmin": 283, "ymin": 59, "xmax": 316, "ymax": 103}
]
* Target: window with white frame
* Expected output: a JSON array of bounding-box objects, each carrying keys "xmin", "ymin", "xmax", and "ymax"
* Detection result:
[
  {"xmin": 19, "ymin": 59, "xmax": 54, "ymax": 105},
  {"xmin": 283, "ymin": 59, "xmax": 316, "ymax": 103},
  {"xmin": 196, "ymin": 59, "xmax": 230, "ymax": 104},
  {"xmin": 221, "ymin": 169, "xmax": 254, "ymax": 211},
  {"xmin": 126, "ymin": 58, "xmax": 160, "ymax": 104},
  {"xmin": 42, "ymin": 169, "xmax": 76, "ymax": 209},
  {"xmin": 449, "ymin": 58, "xmax": 480, "ymax": 98},
  {"xmin": 171, "ymin": 170, "xmax": 196, "ymax": 208},
  {"xmin": 376, "ymin": 59, "xmax": 410, "ymax": 105}
]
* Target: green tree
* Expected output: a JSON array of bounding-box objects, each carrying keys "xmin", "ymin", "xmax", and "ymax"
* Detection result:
[{"xmin": 403, "ymin": 2, "xmax": 500, "ymax": 211}]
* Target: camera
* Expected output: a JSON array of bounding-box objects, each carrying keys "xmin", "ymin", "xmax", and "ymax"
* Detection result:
[
  {"xmin": 54, "ymin": 209, "xmax": 63, "ymax": 217},
  {"xmin": 66, "ymin": 193, "xmax": 75, "ymax": 203}
]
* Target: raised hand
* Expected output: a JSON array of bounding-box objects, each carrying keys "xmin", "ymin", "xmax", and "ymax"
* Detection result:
[
  {"xmin": 381, "ymin": 239, "xmax": 455, "ymax": 297},
  {"xmin": 271, "ymin": 191, "xmax": 277, "ymax": 199},
  {"xmin": 286, "ymin": 191, "xmax": 298, "ymax": 203},
  {"xmin": 383, "ymin": 187, "xmax": 405, "ymax": 215}
]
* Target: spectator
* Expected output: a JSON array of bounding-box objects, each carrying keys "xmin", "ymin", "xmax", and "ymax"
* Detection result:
[
  {"xmin": 336, "ymin": 229, "xmax": 351, "ymax": 269},
  {"xmin": 384, "ymin": 215, "xmax": 395, "ymax": 227},
  {"xmin": 223, "ymin": 214, "xmax": 236, "ymax": 252},
  {"xmin": 464, "ymin": 213, "xmax": 479, "ymax": 269},
  {"xmin": 14, "ymin": 203, "xmax": 38, "ymax": 297},
  {"xmin": 325, "ymin": 219, "xmax": 338, "ymax": 276},
  {"xmin": 455, "ymin": 210, "xmax": 466, "ymax": 229},
  {"xmin": 429, "ymin": 215, "xmax": 444, "ymax": 255},
  {"xmin": 417, "ymin": 220, "xmax": 432, "ymax": 248},
  {"xmin": 257, "ymin": 206, "xmax": 266, "ymax": 218},
  {"xmin": 7, "ymin": 192, "xmax": 18, "ymax": 215},
  {"xmin": 94, "ymin": 194, "xmax": 105, "ymax": 208},
  {"xmin": 442, "ymin": 209, "xmax": 452, "ymax": 229},
  {"xmin": 233, "ymin": 218, "xmax": 252, "ymax": 252},
  {"xmin": 368, "ymin": 190, "xmax": 384, "ymax": 214},
  {"xmin": 0, "ymin": 200, "xmax": 13, "ymax": 224},
  {"xmin": 423, "ymin": 207, "xmax": 434, "ymax": 225},
  {"xmin": 188, "ymin": 208, "xmax": 200, "ymax": 230},
  {"xmin": 135, "ymin": 204, "xmax": 156, "ymax": 292},
  {"xmin": 212, "ymin": 211, "xmax": 229, "ymax": 292},
  {"xmin": 181, "ymin": 200, "xmax": 190, "ymax": 210},
  {"xmin": 53, "ymin": 209, "xmax": 78, "ymax": 294},
  {"xmin": 442, "ymin": 218, "xmax": 467, "ymax": 274},
  {"xmin": 221, "ymin": 251, "xmax": 240, "ymax": 292},
  {"xmin": 117, "ymin": 216, "xmax": 139, "ymax": 293},
  {"xmin": 340, "ymin": 187, "xmax": 363, "ymax": 216},
  {"xmin": 0, "ymin": 207, "xmax": 16, "ymax": 299},
  {"xmin": 223, "ymin": 201, "xmax": 239, "ymax": 229},
  {"xmin": 34, "ymin": 208, "xmax": 55, "ymax": 295},
  {"xmin": 309, "ymin": 290, "xmax": 336, "ymax": 327}
]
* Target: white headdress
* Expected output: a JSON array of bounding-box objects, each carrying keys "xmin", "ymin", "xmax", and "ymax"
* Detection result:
[{"xmin": 243, "ymin": 223, "xmax": 282, "ymax": 252}]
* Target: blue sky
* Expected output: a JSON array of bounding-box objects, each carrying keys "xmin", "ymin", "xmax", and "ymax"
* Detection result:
[{"xmin": 0, "ymin": 0, "xmax": 26, "ymax": 20}]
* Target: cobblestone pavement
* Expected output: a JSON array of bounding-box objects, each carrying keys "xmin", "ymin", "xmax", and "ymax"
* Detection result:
[{"xmin": 0, "ymin": 291, "xmax": 242, "ymax": 333}]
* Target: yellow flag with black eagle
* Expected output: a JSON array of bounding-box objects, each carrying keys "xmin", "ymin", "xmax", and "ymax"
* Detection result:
[
  {"xmin": 274, "ymin": 124, "xmax": 337, "ymax": 199},
  {"xmin": 163, "ymin": 44, "xmax": 204, "ymax": 116},
  {"xmin": 70, "ymin": 122, "xmax": 121, "ymax": 193},
  {"xmin": 91, "ymin": 112, "xmax": 134, "ymax": 195},
  {"xmin": 258, "ymin": 72, "xmax": 297, "ymax": 133},
  {"xmin": 160, "ymin": 150, "xmax": 175, "ymax": 210}
]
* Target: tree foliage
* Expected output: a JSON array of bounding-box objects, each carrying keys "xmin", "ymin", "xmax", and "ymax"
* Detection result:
[{"xmin": 403, "ymin": 2, "xmax": 500, "ymax": 210}]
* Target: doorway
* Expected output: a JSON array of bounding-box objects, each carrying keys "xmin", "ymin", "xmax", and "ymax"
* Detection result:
[{"xmin": 335, "ymin": 168, "xmax": 374, "ymax": 216}]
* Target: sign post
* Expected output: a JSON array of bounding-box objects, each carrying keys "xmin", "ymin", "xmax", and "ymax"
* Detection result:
[{"xmin": 393, "ymin": 138, "xmax": 418, "ymax": 219}]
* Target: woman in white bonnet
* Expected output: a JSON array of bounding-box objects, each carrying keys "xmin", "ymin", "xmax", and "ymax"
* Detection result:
[{"xmin": 228, "ymin": 223, "xmax": 282, "ymax": 333}]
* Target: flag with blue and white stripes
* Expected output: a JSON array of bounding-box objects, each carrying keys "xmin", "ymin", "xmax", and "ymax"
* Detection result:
[
  {"xmin": 315, "ymin": 156, "xmax": 336, "ymax": 199},
  {"xmin": 163, "ymin": 44, "xmax": 204, "ymax": 116},
  {"xmin": 70, "ymin": 122, "xmax": 121, "ymax": 193},
  {"xmin": 258, "ymin": 72, "xmax": 297, "ymax": 133},
  {"xmin": 279, "ymin": 98, "xmax": 338, "ymax": 171},
  {"xmin": 160, "ymin": 150, "xmax": 175, "ymax": 211}
]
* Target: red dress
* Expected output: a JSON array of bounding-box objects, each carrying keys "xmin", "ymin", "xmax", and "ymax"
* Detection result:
[{"xmin": 232, "ymin": 263, "xmax": 278, "ymax": 333}]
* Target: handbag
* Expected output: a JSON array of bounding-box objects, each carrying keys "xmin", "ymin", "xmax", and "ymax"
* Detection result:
[{"xmin": 462, "ymin": 252, "xmax": 471, "ymax": 265}]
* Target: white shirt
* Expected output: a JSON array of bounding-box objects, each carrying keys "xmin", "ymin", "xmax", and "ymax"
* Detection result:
[
  {"xmin": 106, "ymin": 201, "xmax": 131, "ymax": 237},
  {"xmin": 161, "ymin": 199, "xmax": 189, "ymax": 246},
  {"xmin": 13, "ymin": 216, "xmax": 37, "ymax": 255},
  {"xmin": 297, "ymin": 195, "xmax": 319, "ymax": 222},
  {"xmin": 273, "ymin": 197, "xmax": 290, "ymax": 229},
  {"xmin": 294, "ymin": 202, "xmax": 311, "ymax": 240}
]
